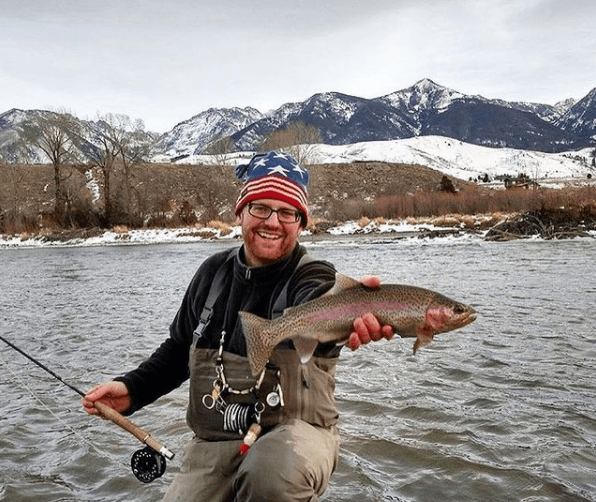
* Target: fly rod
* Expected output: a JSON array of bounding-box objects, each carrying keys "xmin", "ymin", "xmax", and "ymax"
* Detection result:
[{"xmin": 0, "ymin": 334, "xmax": 174, "ymax": 483}]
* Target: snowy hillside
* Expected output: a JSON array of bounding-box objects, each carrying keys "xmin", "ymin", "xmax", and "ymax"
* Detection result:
[{"xmin": 174, "ymin": 136, "xmax": 596, "ymax": 184}]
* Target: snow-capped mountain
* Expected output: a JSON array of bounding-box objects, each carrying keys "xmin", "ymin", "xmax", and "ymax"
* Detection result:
[
  {"xmin": 155, "ymin": 106, "xmax": 264, "ymax": 158},
  {"xmin": 1, "ymin": 78, "xmax": 595, "ymax": 164},
  {"xmin": 231, "ymin": 91, "xmax": 416, "ymax": 151},
  {"xmin": 555, "ymin": 88, "xmax": 596, "ymax": 140},
  {"xmin": 228, "ymin": 79, "xmax": 585, "ymax": 154},
  {"xmin": 0, "ymin": 108, "xmax": 158, "ymax": 164}
]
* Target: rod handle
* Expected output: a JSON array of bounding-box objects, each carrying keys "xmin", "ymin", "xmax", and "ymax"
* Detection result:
[{"xmin": 93, "ymin": 401, "xmax": 175, "ymax": 460}]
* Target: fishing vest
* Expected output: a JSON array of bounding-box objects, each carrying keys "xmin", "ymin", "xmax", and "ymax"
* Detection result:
[{"xmin": 186, "ymin": 250, "xmax": 339, "ymax": 441}]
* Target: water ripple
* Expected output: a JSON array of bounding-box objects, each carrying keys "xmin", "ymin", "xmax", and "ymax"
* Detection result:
[{"xmin": 1, "ymin": 240, "xmax": 595, "ymax": 501}]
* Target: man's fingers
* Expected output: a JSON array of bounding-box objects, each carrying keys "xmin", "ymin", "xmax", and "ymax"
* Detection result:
[
  {"xmin": 360, "ymin": 276, "xmax": 381, "ymax": 289},
  {"xmin": 361, "ymin": 313, "xmax": 383, "ymax": 341},
  {"xmin": 348, "ymin": 331, "xmax": 361, "ymax": 351},
  {"xmin": 382, "ymin": 325, "xmax": 395, "ymax": 340},
  {"xmin": 352, "ymin": 317, "xmax": 371, "ymax": 344}
]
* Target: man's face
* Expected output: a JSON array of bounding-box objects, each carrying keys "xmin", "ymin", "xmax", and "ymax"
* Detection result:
[{"xmin": 236, "ymin": 198, "xmax": 304, "ymax": 267}]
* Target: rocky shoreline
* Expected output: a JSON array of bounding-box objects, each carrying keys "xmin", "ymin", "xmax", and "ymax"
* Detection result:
[
  {"xmin": 484, "ymin": 207, "xmax": 596, "ymax": 241},
  {"xmin": 2, "ymin": 207, "xmax": 595, "ymax": 248}
]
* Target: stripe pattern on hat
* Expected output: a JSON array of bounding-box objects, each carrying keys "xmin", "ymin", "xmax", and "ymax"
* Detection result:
[{"xmin": 234, "ymin": 151, "xmax": 310, "ymax": 224}]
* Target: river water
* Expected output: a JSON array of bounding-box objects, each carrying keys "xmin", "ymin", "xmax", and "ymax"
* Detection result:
[{"xmin": 1, "ymin": 237, "xmax": 595, "ymax": 502}]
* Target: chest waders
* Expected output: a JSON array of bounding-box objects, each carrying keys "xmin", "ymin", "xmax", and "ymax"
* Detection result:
[{"xmin": 186, "ymin": 250, "xmax": 339, "ymax": 453}]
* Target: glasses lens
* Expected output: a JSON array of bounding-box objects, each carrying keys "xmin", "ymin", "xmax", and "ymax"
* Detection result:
[
  {"xmin": 249, "ymin": 204, "xmax": 271, "ymax": 219},
  {"xmin": 248, "ymin": 204, "xmax": 300, "ymax": 223},
  {"xmin": 277, "ymin": 209, "xmax": 299, "ymax": 223}
]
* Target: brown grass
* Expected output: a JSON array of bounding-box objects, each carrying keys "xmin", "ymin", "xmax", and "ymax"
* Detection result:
[{"xmin": 1, "ymin": 161, "xmax": 595, "ymax": 236}]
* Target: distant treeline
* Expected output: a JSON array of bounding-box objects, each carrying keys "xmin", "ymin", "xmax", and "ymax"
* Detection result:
[{"xmin": 2, "ymin": 160, "xmax": 595, "ymax": 237}]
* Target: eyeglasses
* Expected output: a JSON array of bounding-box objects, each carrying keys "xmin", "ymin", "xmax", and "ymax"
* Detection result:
[{"xmin": 247, "ymin": 203, "xmax": 302, "ymax": 224}]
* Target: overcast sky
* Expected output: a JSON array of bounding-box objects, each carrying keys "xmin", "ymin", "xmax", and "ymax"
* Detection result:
[{"xmin": 2, "ymin": 0, "xmax": 595, "ymax": 133}]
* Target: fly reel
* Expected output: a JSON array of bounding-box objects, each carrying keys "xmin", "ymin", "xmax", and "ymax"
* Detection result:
[{"xmin": 131, "ymin": 446, "xmax": 167, "ymax": 483}]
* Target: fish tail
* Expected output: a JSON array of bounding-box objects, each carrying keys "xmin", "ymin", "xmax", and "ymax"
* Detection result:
[{"xmin": 238, "ymin": 311, "xmax": 276, "ymax": 377}]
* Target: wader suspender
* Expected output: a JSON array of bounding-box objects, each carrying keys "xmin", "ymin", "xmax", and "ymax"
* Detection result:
[
  {"xmin": 191, "ymin": 248, "xmax": 237, "ymax": 349},
  {"xmin": 191, "ymin": 249, "xmax": 315, "ymax": 348}
]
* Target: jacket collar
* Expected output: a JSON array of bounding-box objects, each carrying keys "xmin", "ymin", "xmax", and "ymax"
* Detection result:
[{"xmin": 235, "ymin": 244, "xmax": 302, "ymax": 283}]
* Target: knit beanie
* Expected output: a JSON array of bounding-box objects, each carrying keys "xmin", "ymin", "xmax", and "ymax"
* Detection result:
[{"xmin": 234, "ymin": 151, "xmax": 310, "ymax": 225}]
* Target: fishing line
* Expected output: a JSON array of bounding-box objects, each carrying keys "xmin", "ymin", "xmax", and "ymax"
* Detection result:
[
  {"xmin": 0, "ymin": 348, "xmax": 120, "ymax": 464},
  {"xmin": 0, "ymin": 334, "xmax": 175, "ymax": 482},
  {"xmin": 0, "ymin": 334, "xmax": 87, "ymax": 397}
]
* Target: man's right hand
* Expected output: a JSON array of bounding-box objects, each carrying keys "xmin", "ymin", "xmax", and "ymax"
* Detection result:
[{"xmin": 82, "ymin": 381, "xmax": 131, "ymax": 416}]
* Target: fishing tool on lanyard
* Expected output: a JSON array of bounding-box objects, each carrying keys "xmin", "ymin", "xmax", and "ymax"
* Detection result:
[
  {"xmin": 0, "ymin": 334, "xmax": 175, "ymax": 483},
  {"xmin": 195, "ymin": 247, "xmax": 307, "ymax": 456},
  {"xmin": 201, "ymin": 330, "xmax": 284, "ymax": 456}
]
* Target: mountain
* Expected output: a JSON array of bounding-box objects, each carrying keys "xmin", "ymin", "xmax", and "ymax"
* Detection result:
[
  {"xmin": 0, "ymin": 109, "xmax": 57, "ymax": 162},
  {"xmin": 228, "ymin": 79, "xmax": 585, "ymax": 154},
  {"xmin": 154, "ymin": 106, "xmax": 264, "ymax": 158},
  {"xmin": 0, "ymin": 108, "xmax": 158, "ymax": 164},
  {"xmin": 231, "ymin": 92, "xmax": 417, "ymax": 151},
  {"xmin": 423, "ymin": 98, "xmax": 576, "ymax": 151},
  {"xmin": 1, "ymin": 79, "xmax": 595, "ymax": 164},
  {"xmin": 555, "ymin": 88, "xmax": 596, "ymax": 140}
]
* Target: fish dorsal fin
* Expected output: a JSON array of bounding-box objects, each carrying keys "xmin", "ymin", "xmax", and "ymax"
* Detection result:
[
  {"xmin": 279, "ymin": 272, "xmax": 361, "ymax": 317},
  {"xmin": 325, "ymin": 272, "xmax": 361, "ymax": 296}
]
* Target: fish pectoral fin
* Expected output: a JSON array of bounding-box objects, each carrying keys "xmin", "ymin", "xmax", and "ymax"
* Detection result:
[
  {"xmin": 292, "ymin": 336, "xmax": 319, "ymax": 364},
  {"xmin": 413, "ymin": 328, "xmax": 434, "ymax": 354}
]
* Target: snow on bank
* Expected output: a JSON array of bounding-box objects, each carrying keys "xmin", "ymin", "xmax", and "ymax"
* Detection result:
[
  {"xmin": 3, "ymin": 216, "xmax": 595, "ymax": 249},
  {"xmin": 0, "ymin": 220, "xmax": 481, "ymax": 249},
  {"xmin": 0, "ymin": 225, "xmax": 241, "ymax": 249}
]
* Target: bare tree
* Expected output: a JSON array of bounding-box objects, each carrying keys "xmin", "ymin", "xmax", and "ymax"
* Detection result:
[
  {"xmin": 204, "ymin": 135, "xmax": 236, "ymax": 165},
  {"xmin": 83, "ymin": 113, "xmax": 154, "ymax": 224},
  {"xmin": 117, "ymin": 117, "xmax": 154, "ymax": 224},
  {"xmin": 21, "ymin": 111, "xmax": 81, "ymax": 223},
  {"xmin": 84, "ymin": 113, "xmax": 124, "ymax": 221},
  {"xmin": 259, "ymin": 121, "xmax": 322, "ymax": 164}
]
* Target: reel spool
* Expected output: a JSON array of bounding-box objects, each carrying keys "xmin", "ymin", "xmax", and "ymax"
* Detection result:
[{"xmin": 131, "ymin": 446, "xmax": 167, "ymax": 483}]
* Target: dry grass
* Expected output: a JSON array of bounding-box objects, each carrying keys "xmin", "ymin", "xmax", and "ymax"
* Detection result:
[{"xmin": 2, "ymin": 160, "xmax": 595, "ymax": 236}]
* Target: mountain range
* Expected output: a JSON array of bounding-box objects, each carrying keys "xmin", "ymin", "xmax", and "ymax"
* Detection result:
[
  {"xmin": 156, "ymin": 78, "xmax": 596, "ymax": 158},
  {"xmin": 1, "ymin": 79, "xmax": 595, "ymax": 164}
]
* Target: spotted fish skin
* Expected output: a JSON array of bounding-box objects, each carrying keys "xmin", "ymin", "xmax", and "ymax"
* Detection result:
[{"xmin": 239, "ymin": 273, "xmax": 477, "ymax": 377}]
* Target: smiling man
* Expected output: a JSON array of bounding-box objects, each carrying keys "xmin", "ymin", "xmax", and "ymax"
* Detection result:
[
  {"xmin": 83, "ymin": 151, "xmax": 393, "ymax": 502},
  {"xmin": 234, "ymin": 151, "xmax": 310, "ymax": 267}
]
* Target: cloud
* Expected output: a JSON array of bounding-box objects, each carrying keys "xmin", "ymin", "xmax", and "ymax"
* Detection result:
[{"xmin": 1, "ymin": 0, "xmax": 595, "ymax": 131}]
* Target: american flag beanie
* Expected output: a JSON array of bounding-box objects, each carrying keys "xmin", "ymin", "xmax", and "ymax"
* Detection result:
[{"xmin": 234, "ymin": 151, "xmax": 310, "ymax": 225}]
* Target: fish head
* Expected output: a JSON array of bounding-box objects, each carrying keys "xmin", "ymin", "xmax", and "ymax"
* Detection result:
[{"xmin": 425, "ymin": 296, "xmax": 477, "ymax": 334}]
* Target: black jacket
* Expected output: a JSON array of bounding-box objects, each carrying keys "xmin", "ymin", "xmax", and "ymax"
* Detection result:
[{"xmin": 118, "ymin": 244, "xmax": 336, "ymax": 414}]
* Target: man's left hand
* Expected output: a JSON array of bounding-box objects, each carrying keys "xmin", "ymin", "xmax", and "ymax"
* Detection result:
[{"xmin": 349, "ymin": 276, "xmax": 394, "ymax": 350}]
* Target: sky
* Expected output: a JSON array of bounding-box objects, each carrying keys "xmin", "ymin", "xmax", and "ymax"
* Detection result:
[{"xmin": 2, "ymin": 0, "xmax": 595, "ymax": 133}]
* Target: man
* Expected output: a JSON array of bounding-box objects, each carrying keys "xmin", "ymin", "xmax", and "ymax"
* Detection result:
[{"xmin": 83, "ymin": 151, "xmax": 393, "ymax": 501}]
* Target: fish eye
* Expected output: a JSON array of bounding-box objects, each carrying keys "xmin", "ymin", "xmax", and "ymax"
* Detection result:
[{"xmin": 454, "ymin": 304, "xmax": 466, "ymax": 314}]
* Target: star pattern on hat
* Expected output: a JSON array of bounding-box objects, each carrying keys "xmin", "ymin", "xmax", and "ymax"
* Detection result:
[
  {"xmin": 293, "ymin": 163, "xmax": 307, "ymax": 179},
  {"xmin": 268, "ymin": 164, "xmax": 290, "ymax": 176},
  {"xmin": 234, "ymin": 150, "xmax": 310, "ymax": 220},
  {"xmin": 242, "ymin": 151, "xmax": 307, "ymax": 182}
]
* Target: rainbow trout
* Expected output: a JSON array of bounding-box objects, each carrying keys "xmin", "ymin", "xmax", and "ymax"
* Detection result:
[{"xmin": 239, "ymin": 273, "xmax": 477, "ymax": 376}]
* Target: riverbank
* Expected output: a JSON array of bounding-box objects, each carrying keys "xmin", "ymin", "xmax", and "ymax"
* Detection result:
[{"xmin": 1, "ymin": 208, "xmax": 594, "ymax": 249}]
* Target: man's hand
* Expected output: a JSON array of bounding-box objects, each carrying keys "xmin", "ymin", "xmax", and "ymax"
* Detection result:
[
  {"xmin": 349, "ymin": 276, "xmax": 394, "ymax": 350},
  {"xmin": 82, "ymin": 381, "xmax": 131, "ymax": 416}
]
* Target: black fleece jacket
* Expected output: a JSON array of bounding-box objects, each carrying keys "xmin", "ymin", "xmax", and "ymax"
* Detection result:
[{"xmin": 117, "ymin": 244, "xmax": 337, "ymax": 415}]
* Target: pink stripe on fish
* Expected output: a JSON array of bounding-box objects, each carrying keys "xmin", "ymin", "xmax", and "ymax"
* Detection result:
[{"xmin": 304, "ymin": 301, "xmax": 415, "ymax": 323}]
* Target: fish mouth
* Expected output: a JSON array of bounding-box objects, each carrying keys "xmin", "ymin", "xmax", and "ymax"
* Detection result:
[{"xmin": 459, "ymin": 308, "xmax": 477, "ymax": 327}]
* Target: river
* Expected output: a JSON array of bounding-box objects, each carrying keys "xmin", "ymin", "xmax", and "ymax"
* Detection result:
[{"xmin": 1, "ymin": 237, "xmax": 595, "ymax": 502}]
